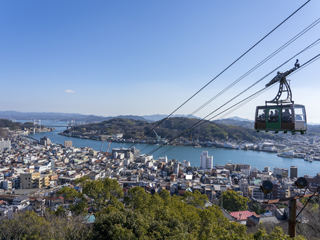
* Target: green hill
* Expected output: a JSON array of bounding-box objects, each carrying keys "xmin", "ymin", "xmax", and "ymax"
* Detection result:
[{"xmin": 65, "ymin": 117, "xmax": 282, "ymax": 142}]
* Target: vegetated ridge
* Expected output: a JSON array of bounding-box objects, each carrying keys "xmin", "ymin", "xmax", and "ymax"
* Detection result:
[{"xmin": 64, "ymin": 117, "xmax": 282, "ymax": 142}]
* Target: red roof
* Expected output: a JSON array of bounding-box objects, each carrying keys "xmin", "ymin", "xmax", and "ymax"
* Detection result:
[{"xmin": 229, "ymin": 211, "xmax": 259, "ymax": 221}]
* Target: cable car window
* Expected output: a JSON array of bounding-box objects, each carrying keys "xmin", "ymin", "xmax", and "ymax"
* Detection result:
[
  {"xmin": 257, "ymin": 109, "xmax": 266, "ymax": 122},
  {"xmin": 294, "ymin": 106, "xmax": 306, "ymax": 121},
  {"xmin": 268, "ymin": 109, "xmax": 279, "ymax": 122},
  {"xmin": 282, "ymin": 107, "xmax": 292, "ymax": 122}
]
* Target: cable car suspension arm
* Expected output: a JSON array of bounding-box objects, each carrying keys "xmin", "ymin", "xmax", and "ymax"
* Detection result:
[{"xmin": 265, "ymin": 60, "xmax": 300, "ymax": 104}]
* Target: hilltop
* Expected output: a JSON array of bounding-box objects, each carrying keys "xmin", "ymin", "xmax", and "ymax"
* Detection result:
[{"xmin": 64, "ymin": 117, "xmax": 282, "ymax": 142}]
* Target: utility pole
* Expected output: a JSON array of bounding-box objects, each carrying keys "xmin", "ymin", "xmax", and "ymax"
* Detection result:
[
  {"xmin": 288, "ymin": 199, "xmax": 297, "ymax": 238},
  {"xmin": 263, "ymin": 193, "xmax": 318, "ymax": 238}
]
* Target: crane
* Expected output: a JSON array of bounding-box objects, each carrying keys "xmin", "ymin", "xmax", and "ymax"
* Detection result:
[
  {"xmin": 106, "ymin": 141, "xmax": 111, "ymax": 153},
  {"xmin": 153, "ymin": 130, "xmax": 161, "ymax": 143},
  {"xmin": 100, "ymin": 140, "xmax": 112, "ymax": 153}
]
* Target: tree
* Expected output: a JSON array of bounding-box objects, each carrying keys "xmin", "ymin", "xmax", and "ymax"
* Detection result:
[
  {"xmin": 219, "ymin": 190, "xmax": 250, "ymax": 212},
  {"xmin": 252, "ymin": 202, "xmax": 266, "ymax": 215},
  {"xmin": 56, "ymin": 186, "xmax": 88, "ymax": 215},
  {"xmin": 182, "ymin": 190, "xmax": 208, "ymax": 208},
  {"xmin": 74, "ymin": 176, "xmax": 124, "ymax": 212},
  {"xmin": 0, "ymin": 211, "xmax": 50, "ymax": 239},
  {"xmin": 253, "ymin": 226, "xmax": 306, "ymax": 240}
]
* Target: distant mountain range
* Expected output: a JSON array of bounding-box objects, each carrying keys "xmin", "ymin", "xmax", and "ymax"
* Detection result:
[
  {"xmin": 0, "ymin": 111, "xmax": 199, "ymax": 123},
  {"xmin": 0, "ymin": 111, "xmax": 148, "ymax": 123},
  {"xmin": 142, "ymin": 114, "xmax": 199, "ymax": 122},
  {"xmin": 1, "ymin": 111, "xmax": 320, "ymax": 133}
]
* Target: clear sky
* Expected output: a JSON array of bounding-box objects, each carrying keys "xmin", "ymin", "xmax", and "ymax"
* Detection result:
[{"xmin": 1, "ymin": 1, "xmax": 320, "ymax": 122}]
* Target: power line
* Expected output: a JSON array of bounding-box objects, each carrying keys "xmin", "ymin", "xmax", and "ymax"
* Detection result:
[
  {"xmin": 188, "ymin": 16, "xmax": 320, "ymax": 117},
  {"xmin": 129, "ymin": 1, "xmax": 311, "ymax": 148},
  {"xmin": 153, "ymin": 54, "xmax": 320, "ymax": 158},
  {"xmin": 147, "ymin": 52, "xmax": 320, "ymax": 156}
]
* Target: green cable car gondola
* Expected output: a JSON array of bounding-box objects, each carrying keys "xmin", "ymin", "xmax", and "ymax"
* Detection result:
[{"xmin": 255, "ymin": 60, "xmax": 307, "ymax": 134}]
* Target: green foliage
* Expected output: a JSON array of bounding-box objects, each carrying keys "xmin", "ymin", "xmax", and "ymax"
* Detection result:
[
  {"xmin": 219, "ymin": 190, "xmax": 250, "ymax": 212},
  {"xmin": 253, "ymin": 226, "xmax": 306, "ymax": 240},
  {"xmin": 74, "ymin": 176, "xmax": 124, "ymax": 211},
  {"xmin": 0, "ymin": 179, "xmax": 302, "ymax": 239},
  {"xmin": 182, "ymin": 190, "xmax": 208, "ymax": 208},
  {"xmin": 64, "ymin": 117, "xmax": 283, "ymax": 142},
  {"xmin": 0, "ymin": 211, "xmax": 50, "ymax": 239},
  {"xmin": 57, "ymin": 186, "xmax": 88, "ymax": 215},
  {"xmin": 55, "ymin": 205, "xmax": 67, "ymax": 217},
  {"xmin": 0, "ymin": 119, "xmax": 22, "ymax": 130},
  {"xmin": 251, "ymin": 203, "xmax": 266, "ymax": 215},
  {"xmin": 95, "ymin": 186, "xmax": 253, "ymax": 239}
]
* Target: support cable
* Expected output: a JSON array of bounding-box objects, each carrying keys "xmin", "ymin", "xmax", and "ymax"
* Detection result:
[
  {"xmin": 153, "ymin": 54, "xmax": 320, "ymax": 158},
  {"xmin": 189, "ymin": 17, "xmax": 320, "ymax": 117},
  {"xmin": 129, "ymin": 1, "xmax": 311, "ymax": 148},
  {"xmin": 148, "ymin": 52, "xmax": 320, "ymax": 156}
]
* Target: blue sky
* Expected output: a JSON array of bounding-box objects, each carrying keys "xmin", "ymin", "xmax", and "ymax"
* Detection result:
[{"xmin": 1, "ymin": 1, "xmax": 320, "ymax": 122}]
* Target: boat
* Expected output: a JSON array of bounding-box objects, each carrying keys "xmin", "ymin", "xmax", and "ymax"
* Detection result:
[{"xmin": 304, "ymin": 155, "xmax": 313, "ymax": 162}]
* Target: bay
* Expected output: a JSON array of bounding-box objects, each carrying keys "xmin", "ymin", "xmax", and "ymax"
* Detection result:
[{"xmin": 20, "ymin": 120, "xmax": 320, "ymax": 177}]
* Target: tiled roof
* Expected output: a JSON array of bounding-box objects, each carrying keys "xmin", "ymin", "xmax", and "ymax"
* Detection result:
[{"xmin": 229, "ymin": 210, "xmax": 259, "ymax": 221}]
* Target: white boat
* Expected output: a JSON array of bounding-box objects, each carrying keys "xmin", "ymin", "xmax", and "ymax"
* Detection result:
[{"xmin": 304, "ymin": 155, "xmax": 313, "ymax": 162}]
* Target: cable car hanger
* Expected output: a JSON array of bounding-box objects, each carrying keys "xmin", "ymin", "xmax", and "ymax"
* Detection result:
[
  {"xmin": 265, "ymin": 59, "xmax": 300, "ymax": 105},
  {"xmin": 254, "ymin": 59, "xmax": 307, "ymax": 135}
]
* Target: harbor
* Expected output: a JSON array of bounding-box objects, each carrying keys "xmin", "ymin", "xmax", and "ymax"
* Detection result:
[{"xmin": 24, "ymin": 120, "xmax": 320, "ymax": 177}]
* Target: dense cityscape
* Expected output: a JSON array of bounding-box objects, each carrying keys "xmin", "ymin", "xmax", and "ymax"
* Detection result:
[
  {"xmin": 2, "ymin": 0, "xmax": 320, "ymax": 238},
  {"xmin": 0, "ymin": 124, "xmax": 319, "ymax": 238}
]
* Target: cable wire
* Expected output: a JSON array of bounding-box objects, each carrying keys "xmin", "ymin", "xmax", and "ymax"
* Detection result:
[
  {"xmin": 154, "ymin": 54, "xmax": 320, "ymax": 158},
  {"xmin": 148, "ymin": 52, "xmax": 320, "ymax": 156},
  {"xmin": 188, "ymin": 16, "xmax": 320, "ymax": 117},
  {"xmin": 129, "ymin": 1, "xmax": 311, "ymax": 148}
]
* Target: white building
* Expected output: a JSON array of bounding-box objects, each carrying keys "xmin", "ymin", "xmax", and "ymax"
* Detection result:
[
  {"xmin": 3, "ymin": 180, "xmax": 12, "ymax": 190},
  {"xmin": 239, "ymin": 179, "xmax": 249, "ymax": 197},
  {"xmin": 273, "ymin": 167, "xmax": 289, "ymax": 178},
  {"xmin": 182, "ymin": 160, "xmax": 190, "ymax": 168},
  {"xmin": 159, "ymin": 156, "xmax": 168, "ymax": 163},
  {"xmin": 200, "ymin": 151, "xmax": 213, "ymax": 171},
  {"xmin": 0, "ymin": 139, "xmax": 11, "ymax": 152}
]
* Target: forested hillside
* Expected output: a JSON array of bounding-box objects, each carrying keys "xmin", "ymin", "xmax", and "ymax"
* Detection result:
[
  {"xmin": 65, "ymin": 117, "xmax": 282, "ymax": 142},
  {"xmin": 0, "ymin": 177, "xmax": 302, "ymax": 239}
]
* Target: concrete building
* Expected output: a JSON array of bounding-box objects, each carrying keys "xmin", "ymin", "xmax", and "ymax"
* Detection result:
[
  {"xmin": 273, "ymin": 167, "xmax": 289, "ymax": 178},
  {"xmin": 21, "ymin": 172, "xmax": 39, "ymax": 189},
  {"xmin": 112, "ymin": 147, "xmax": 140, "ymax": 161},
  {"xmin": 239, "ymin": 179, "xmax": 249, "ymax": 197},
  {"xmin": 40, "ymin": 136, "xmax": 51, "ymax": 146},
  {"xmin": 3, "ymin": 180, "xmax": 12, "ymax": 190},
  {"xmin": 250, "ymin": 186, "xmax": 264, "ymax": 200},
  {"xmin": 64, "ymin": 141, "xmax": 72, "ymax": 148},
  {"xmin": 200, "ymin": 151, "xmax": 213, "ymax": 171},
  {"xmin": 225, "ymin": 163, "xmax": 237, "ymax": 172},
  {"xmin": 20, "ymin": 172, "xmax": 40, "ymax": 189},
  {"xmin": 236, "ymin": 164, "xmax": 251, "ymax": 171},
  {"xmin": 290, "ymin": 166, "xmax": 298, "ymax": 179},
  {"xmin": 0, "ymin": 139, "xmax": 11, "ymax": 152}
]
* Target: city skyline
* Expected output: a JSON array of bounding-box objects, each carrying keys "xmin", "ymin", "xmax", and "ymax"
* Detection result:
[{"xmin": 1, "ymin": 1, "xmax": 320, "ymax": 122}]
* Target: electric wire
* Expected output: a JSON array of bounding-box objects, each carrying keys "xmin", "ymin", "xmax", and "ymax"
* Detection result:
[
  {"xmin": 188, "ymin": 16, "xmax": 320, "ymax": 117},
  {"xmin": 296, "ymin": 192, "xmax": 316, "ymax": 218},
  {"xmin": 154, "ymin": 54, "xmax": 320, "ymax": 158},
  {"xmin": 128, "ymin": 1, "xmax": 311, "ymax": 148},
  {"xmin": 218, "ymin": 53, "xmax": 320, "ymax": 120},
  {"xmin": 148, "ymin": 52, "xmax": 320, "ymax": 157},
  {"xmin": 148, "ymin": 87, "xmax": 268, "ymax": 156}
]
